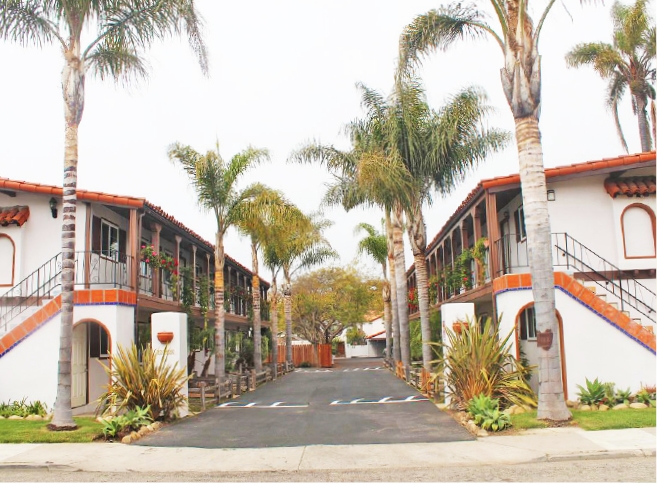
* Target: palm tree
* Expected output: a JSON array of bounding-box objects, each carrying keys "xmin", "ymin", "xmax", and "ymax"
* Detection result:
[
  {"xmin": 354, "ymin": 222, "xmax": 392, "ymax": 358},
  {"xmin": 290, "ymin": 136, "xmax": 414, "ymax": 370},
  {"xmin": 398, "ymin": 0, "xmax": 572, "ymax": 420},
  {"xmin": 357, "ymin": 79, "xmax": 508, "ymax": 372},
  {"xmin": 277, "ymin": 213, "xmax": 339, "ymax": 363},
  {"xmin": 566, "ymin": 0, "xmax": 656, "ymax": 152},
  {"xmin": 0, "ymin": 0, "xmax": 207, "ymax": 430},
  {"xmin": 235, "ymin": 185, "xmax": 295, "ymax": 373},
  {"xmin": 168, "ymin": 142, "xmax": 269, "ymax": 384}
]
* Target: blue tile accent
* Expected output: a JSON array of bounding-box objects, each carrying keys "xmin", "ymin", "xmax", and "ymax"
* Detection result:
[{"xmin": 495, "ymin": 285, "xmax": 655, "ymax": 355}]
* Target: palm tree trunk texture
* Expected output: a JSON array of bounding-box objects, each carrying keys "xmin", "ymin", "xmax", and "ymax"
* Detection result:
[
  {"xmin": 515, "ymin": 116, "xmax": 570, "ymax": 421},
  {"xmin": 270, "ymin": 274, "xmax": 278, "ymax": 378},
  {"xmin": 283, "ymin": 272, "xmax": 293, "ymax": 364},
  {"xmin": 251, "ymin": 242, "xmax": 262, "ymax": 373},
  {"xmin": 406, "ymin": 204, "xmax": 433, "ymax": 372},
  {"xmin": 635, "ymin": 96, "xmax": 653, "ymax": 152},
  {"xmin": 51, "ymin": 48, "xmax": 85, "ymax": 431},
  {"xmin": 382, "ymin": 282, "xmax": 392, "ymax": 361},
  {"xmin": 386, "ymin": 213, "xmax": 401, "ymax": 363},
  {"xmin": 392, "ymin": 204, "xmax": 411, "ymax": 370},
  {"xmin": 214, "ymin": 236, "xmax": 226, "ymax": 383}
]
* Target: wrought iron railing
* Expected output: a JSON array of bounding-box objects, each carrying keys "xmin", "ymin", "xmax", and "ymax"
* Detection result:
[
  {"xmin": 493, "ymin": 233, "xmax": 655, "ymax": 324},
  {"xmin": 1, "ymin": 251, "xmax": 135, "ymax": 334}
]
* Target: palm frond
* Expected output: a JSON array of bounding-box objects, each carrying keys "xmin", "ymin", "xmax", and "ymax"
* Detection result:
[
  {"xmin": 85, "ymin": 42, "xmax": 148, "ymax": 83},
  {"xmin": 565, "ymin": 42, "xmax": 623, "ymax": 77},
  {"xmin": 0, "ymin": 0, "xmax": 65, "ymax": 48}
]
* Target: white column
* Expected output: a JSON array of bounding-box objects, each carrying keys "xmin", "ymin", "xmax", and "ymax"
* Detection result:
[{"xmin": 151, "ymin": 312, "xmax": 189, "ymax": 418}]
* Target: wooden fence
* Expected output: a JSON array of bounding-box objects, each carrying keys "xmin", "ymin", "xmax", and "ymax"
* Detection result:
[{"xmin": 265, "ymin": 344, "xmax": 319, "ymax": 367}]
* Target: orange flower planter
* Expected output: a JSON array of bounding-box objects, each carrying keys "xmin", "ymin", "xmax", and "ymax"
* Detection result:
[{"xmin": 157, "ymin": 332, "xmax": 174, "ymax": 344}]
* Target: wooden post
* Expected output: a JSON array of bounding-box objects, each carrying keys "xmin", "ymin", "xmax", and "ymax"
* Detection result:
[
  {"xmin": 129, "ymin": 208, "xmax": 139, "ymax": 291},
  {"xmin": 150, "ymin": 222, "xmax": 162, "ymax": 298}
]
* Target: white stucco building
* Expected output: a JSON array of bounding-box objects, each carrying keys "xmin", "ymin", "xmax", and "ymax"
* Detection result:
[
  {"xmin": 405, "ymin": 151, "xmax": 656, "ymax": 400},
  {"xmin": 0, "ymin": 178, "xmax": 270, "ymax": 413}
]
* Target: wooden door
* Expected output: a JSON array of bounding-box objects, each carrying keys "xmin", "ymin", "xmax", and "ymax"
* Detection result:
[{"xmin": 71, "ymin": 324, "xmax": 88, "ymax": 408}]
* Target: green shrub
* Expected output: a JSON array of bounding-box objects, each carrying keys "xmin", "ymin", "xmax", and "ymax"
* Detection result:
[
  {"xmin": 0, "ymin": 399, "xmax": 48, "ymax": 418},
  {"xmin": 100, "ymin": 405, "xmax": 152, "ymax": 440},
  {"xmin": 614, "ymin": 387, "xmax": 632, "ymax": 405},
  {"xmin": 299, "ymin": 361, "xmax": 312, "ymax": 368},
  {"xmin": 97, "ymin": 344, "xmax": 188, "ymax": 421},
  {"xmin": 430, "ymin": 317, "xmax": 536, "ymax": 411},
  {"xmin": 634, "ymin": 389, "xmax": 653, "ymax": 406},
  {"xmin": 467, "ymin": 394, "xmax": 510, "ymax": 431},
  {"xmin": 577, "ymin": 377, "xmax": 606, "ymax": 405}
]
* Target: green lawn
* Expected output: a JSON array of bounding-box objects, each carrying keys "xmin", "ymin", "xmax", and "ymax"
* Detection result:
[
  {"xmin": 0, "ymin": 417, "xmax": 103, "ymax": 443},
  {"xmin": 511, "ymin": 408, "xmax": 656, "ymax": 431}
]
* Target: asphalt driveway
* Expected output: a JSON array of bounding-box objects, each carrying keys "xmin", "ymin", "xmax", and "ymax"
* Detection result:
[{"xmin": 136, "ymin": 357, "xmax": 473, "ymax": 448}]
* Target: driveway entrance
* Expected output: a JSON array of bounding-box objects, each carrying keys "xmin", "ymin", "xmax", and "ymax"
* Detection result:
[{"xmin": 136, "ymin": 357, "xmax": 473, "ymax": 448}]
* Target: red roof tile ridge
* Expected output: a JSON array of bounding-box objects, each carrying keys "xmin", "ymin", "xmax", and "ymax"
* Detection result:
[{"xmin": 0, "ymin": 177, "xmax": 145, "ymax": 207}]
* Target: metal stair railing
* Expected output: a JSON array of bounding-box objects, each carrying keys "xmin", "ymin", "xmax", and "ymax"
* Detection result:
[
  {"xmin": 552, "ymin": 233, "xmax": 655, "ymax": 324},
  {"xmin": 0, "ymin": 251, "xmax": 135, "ymax": 335},
  {"xmin": 0, "ymin": 252, "xmax": 62, "ymax": 335}
]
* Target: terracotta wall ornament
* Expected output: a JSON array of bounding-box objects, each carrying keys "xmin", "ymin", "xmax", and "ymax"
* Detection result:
[
  {"xmin": 157, "ymin": 331, "xmax": 174, "ymax": 344},
  {"xmin": 536, "ymin": 329, "xmax": 553, "ymax": 350}
]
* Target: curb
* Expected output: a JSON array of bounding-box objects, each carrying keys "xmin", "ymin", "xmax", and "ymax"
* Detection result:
[{"xmin": 546, "ymin": 448, "xmax": 655, "ymax": 462}]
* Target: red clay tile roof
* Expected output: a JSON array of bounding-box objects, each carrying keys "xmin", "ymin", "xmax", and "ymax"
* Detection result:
[
  {"xmin": 0, "ymin": 178, "xmax": 145, "ymax": 208},
  {"xmin": 0, "ymin": 177, "xmax": 266, "ymax": 282},
  {"xmin": 423, "ymin": 151, "xmax": 656, "ymax": 257},
  {"xmin": 604, "ymin": 176, "xmax": 656, "ymax": 198},
  {"xmin": 0, "ymin": 206, "xmax": 29, "ymax": 227}
]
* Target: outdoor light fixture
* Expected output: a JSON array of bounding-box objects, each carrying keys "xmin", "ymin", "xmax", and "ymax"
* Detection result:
[
  {"xmin": 547, "ymin": 190, "xmax": 556, "ymax": 201},
  {"xmin": 49, "ymin": 197, "xmax": 58, "ymax": 218}
]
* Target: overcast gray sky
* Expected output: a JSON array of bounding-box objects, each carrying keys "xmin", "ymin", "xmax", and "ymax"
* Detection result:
[{"xmin": 0, "ymin": 0, "xmax": 646, "ymax": 278}]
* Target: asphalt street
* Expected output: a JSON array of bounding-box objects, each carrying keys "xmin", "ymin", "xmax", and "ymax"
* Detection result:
[{"xmin": 136, "ymin": 357, "xmax": 473, "ymax": 448}]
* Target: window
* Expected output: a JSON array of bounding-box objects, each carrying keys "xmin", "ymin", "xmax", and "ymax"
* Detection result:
[
  {"xmin": 89, "ymin": 322, "xmax": 109, "ymax": 358},
  {"xmin": 514, "ymin": 206, "xmax": 527, "ymax": 241},
  {"xmin": 101, "ymin": 220, "xmax": 119, "ymax": 260},
  {"xmin": 622, "ymin": 204, "xmax": 656, "ymax": 258},
  {"xmin": 519, "ymin": 305, "xmax": 536, "ymax": 341}
]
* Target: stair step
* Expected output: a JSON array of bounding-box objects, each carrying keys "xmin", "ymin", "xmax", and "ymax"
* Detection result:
[
  {"xmin": 643, "ymin": 325, "xmax": 654, "ymax": 334},
  {"xmin": 584, "ymin": 285, "xmax": 597, "ymax": 294},
  {"xmin": 621, "ymin": 310, "xmax": 631, "ymax": 317},
  {"xmin": 597, "ymin": 293, "xmax": 607, "ymax": 301},
  {"xmin": 608, "ymin": 301, "xmax": 618, "ymax": 309},
  {"xmin": 632, "ymin": 318, "xmax": 642, "ymax": 325}
]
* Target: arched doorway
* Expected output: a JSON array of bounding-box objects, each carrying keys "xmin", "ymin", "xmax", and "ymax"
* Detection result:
[
  {"xmin": 514, "ymin": 304, "xmax": 568, "ymax": 400},
  {"xmin": 72, "ymin": 320, "xmax": 111, "ymax": 409}
]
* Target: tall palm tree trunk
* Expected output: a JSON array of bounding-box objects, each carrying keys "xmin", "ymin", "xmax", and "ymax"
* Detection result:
[
  {"xmin": 515, "ymin": 116, "xmax": 569, "ymax": 421},
  {"xmin": 251, "ymin": 241, "xmax": 262, "ymax": 373},
  {"xmin": 636, "ymin": 96, "xmax": 653, "ymax": 152},
  {"xmin": 382, "ymin": 282, "xmax": 392, "ymax": 361},
  {"xmin": 386, "ymin": 212, "xmax": 401, "ymax": 363},
  {"xmin": 51, "ymin": 44, "xmax": 85, "ymax": 431},
  {"xmin": 283, "ymin": 269, "xmax": 293, "ymax": 365},
  {"xmin": 392, "ymin": 203, "xmax": 411, "ymax": 371},
  {"xmin": 406, "ymin": 202, "xmax": 432, "ymax": 371},
  {"xmin": 214, "ymin": 234, "xmax": 226, "ymax": 383},
  {"xmin": 270, "ymin": 272, "xmax": 278, "ymax": 378}
]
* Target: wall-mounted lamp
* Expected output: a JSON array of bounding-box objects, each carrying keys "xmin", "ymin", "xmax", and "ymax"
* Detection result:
[
  {"xmin": 49, "ymin": 197, "xmax": 58, "ymax": 218},
  {"xmin": 547, "ymin": 190, "xmax": 556, "ymax": 201},
  {"xmin": 503, "ymin": 210, "xmax": 509, "ymax": 220}
]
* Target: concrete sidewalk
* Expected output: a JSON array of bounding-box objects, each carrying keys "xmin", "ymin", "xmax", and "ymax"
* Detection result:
[{"xmin": 0, "ymin": 427, "xmax": 654, "ymax": 472}]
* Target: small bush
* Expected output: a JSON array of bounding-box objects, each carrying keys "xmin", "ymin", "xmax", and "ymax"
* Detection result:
[
  {"xmin": 0, "ymin": 399, "xmax": 48, "ymax": 418},
  {"xmin": 97, "ymin": 344, "xmax": 188, "ymax": 421},
  {"xmin": 634, "ymin": 389, "xmax": 654, "ymax": 406},
  {"xmin": 467, "ymin": 394, "xmax": 511, "ymax": 431},
  {"xmin": 577, "ymin": 377, "xmax": 606, "ymax": 405},
  {"xmin": 614, "ymin": 387, "xmax": 632, "ymax": 405},
  {"xmin": 100, "ymin": 405, "xmax": 153, "ymax": 439},
  {"xmin": 299, "ymin": 361, "xmax": 312, "ymax": 368}
]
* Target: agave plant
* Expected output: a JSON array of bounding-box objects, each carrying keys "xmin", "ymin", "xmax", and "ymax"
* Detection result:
[
  {"xmin": 430, "ymin": 317, "xmax": 536, "ymax": 411},
  {"xmin": 576, "ymin": 377, "xmax": 606, "ymax": 405},
  {"xmin": 97, "ymin": 344, "xmax": 188, "ymax": 421}
]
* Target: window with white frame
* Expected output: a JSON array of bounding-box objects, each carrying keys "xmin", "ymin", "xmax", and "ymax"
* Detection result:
[
  {"xmin": 514, "ymin": 206, "xmax": 527, "ymax": 241},
  {"xmin": 101, "ymin": 220, "xmax": 119, "ymax": 260},
  {"xmin": 519, "ymin": 305, "xmax": 536, "ymax": 341}
]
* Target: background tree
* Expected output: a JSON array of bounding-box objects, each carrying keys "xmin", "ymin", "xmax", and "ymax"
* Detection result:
[
  {"xmin": 398, "ymin": 0, "xmax": 573, "ymax": 420},
  {"xmin": 168, "ymin": 142, "xmax": 269, "ymax": 384},
  {"xmin": 292, "ymin": 266, "xmax": 381, "ymax": 345},
  {"xmin": 0, "ymin": 0, "xmax": 207, "ymax": 430},
  {"xmin": 354, "ymin": 222, "xmax": 392, "ymax": 358},
  {"xmin": 566, "ymin": 0, "xmax": 656, "ymax": 152}
]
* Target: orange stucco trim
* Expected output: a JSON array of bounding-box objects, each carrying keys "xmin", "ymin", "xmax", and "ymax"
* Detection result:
[
  {"xmin": 494, "ymin": 272, "xmax": 656, "ymax": 352},
  {"xmin": 0, "ymin": 290, "xmax": 137, "ymax": 358}
]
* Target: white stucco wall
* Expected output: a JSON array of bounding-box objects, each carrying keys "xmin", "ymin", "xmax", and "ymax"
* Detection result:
[
  {"xmin": 496, "ymin": 288, "xmax": 656, "ymax": 400},
  {"xmin": 345, "ymin": 344, "xmax": 369, "ymax": 358},
  {"xmin": 0, "ymin": 302, "xmax": 135, "ymax": 409},
  {"xmin": 0, "ymin": 192, "xmax": 87, "ymax": 287}
]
